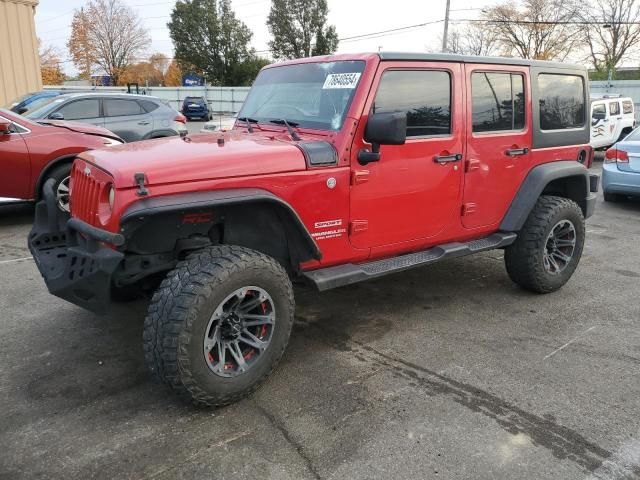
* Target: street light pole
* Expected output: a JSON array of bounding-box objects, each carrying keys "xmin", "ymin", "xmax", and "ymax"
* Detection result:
[{"xmin": 442, "ymin": 0, "xmax": 451, "ymax": 52}]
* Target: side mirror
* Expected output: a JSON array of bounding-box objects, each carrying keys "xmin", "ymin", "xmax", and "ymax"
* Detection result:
[
  {"xmin": 592, "ymin": 111, "xmax": 606, "ymax": 121},
  {"xmin": 358, "ymin": 112, "xmax": 407, "ymax": 165},
  {"xmin": 17, "ymin": 106, "xmax": 28, "ymax": 115},
  {"xmin": 49, "ymin": 112, "xmax": 64, "ymax": 120},
  {"xmin": 0, "ymin": 120, "xmax": 11, "ymax": 134}
]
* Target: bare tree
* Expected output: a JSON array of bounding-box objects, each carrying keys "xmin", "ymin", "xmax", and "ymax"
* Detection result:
[
  {"xmin": 482, "ymin": 0, "xmax": 581, "ymax": 60},
  {"xmin": 68, "ymin": 0, "xmax": 150, "ymax": 85},
  {"xmin": 462, "ymin": 22, "xmax": 500, "ymax": 56},
  {"xmin": 441, "ymin": 24, "xmax": 500, "ymax": 56},
  {"xmin": 579, "ymin": 0, "xmax": 640, "ymax": 75}
]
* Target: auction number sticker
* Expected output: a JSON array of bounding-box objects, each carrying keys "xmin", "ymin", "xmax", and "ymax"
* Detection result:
[{"xmin": 323, "ymin": 72, "xmax": 361, "ymax": 89}]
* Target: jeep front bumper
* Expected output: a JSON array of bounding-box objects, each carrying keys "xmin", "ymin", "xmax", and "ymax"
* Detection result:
[{"xmin": 28, "ymin": 179, "xmax": 125, "ymax": 313}]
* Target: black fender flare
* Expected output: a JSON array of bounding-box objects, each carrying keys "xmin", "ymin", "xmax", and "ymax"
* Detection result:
[
  {"xmin": 500, "ymin": 161, "xmax": 593, "ymax": 232},
  {"xmin": 119, "ymin": 188, "xmax": 321, "ymax": 265},
  {"xmin": 142, "ymin": 129, "xmax": 178, "ymax": 140}
]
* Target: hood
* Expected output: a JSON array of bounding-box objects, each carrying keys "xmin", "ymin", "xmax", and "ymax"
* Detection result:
[
  {"xmin": 78, "ymin": 131, "xmax": 309, "ymax": 187},
  {"xmin": 38, "ymin": 120, "xmax": 122, "ymax": 141}
]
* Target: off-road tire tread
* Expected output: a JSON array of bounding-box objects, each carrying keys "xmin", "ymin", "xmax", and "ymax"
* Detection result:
[
  {"xmin": 143, "ymin": 245, "xmax": 294, "ymax": 407},
  {"xmin": 504, "ymin": 195, "xmax": 585, "ymax": 294}
]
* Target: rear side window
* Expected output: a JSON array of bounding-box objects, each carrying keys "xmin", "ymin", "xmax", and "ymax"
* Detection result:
[
  {"xmin": 56, "ymin": 99, "xmax": 100, "ymax": 120},
  {"xmin": 538, "ymin": 74, "xmax": 585, "ymax": 130},
  {"xmin": 609, "ymin": 101, "xmax": 620, "ymax": 115},
  {"xmin": 104, "ymin": 99, "xmax": 144, "ymax": 117},
  {"xmin": 372, "ymin": 70, "xmax": 451, "ymax": 137},
  {"xmin": 471, "ymin": 72, "xmax": 525, "ymax": 132},
  {"xmin": 139, "ymin": 100, "xmax": 159, "ymax": 113},
  {"xmin": 623, "ymin": 100, "xmax": 634, "ymax": 114}
]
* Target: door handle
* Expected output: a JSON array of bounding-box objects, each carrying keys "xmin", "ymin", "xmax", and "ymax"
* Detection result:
[
  {"xmin": 433, "ymin": 153, "xmax": 462, "ymax": 164},
  {"xmin": 138, "ymin": 120, "xmax": 150, "ymax": 125},
  {"xmin": 505, "ymin": 147, "xmax": 529, "ymax": 157}
]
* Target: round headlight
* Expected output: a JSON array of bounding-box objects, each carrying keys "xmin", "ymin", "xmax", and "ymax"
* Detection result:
[{"xmin": 108, "ymin": 186, "xmax": 115, "ymax": 209}]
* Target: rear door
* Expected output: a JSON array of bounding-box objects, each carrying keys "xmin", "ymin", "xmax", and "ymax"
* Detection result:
[
  {"xmin": 462, "ymin": 64, "xmax": 531, "ymax": 229},
  {"xmin": 608, "ymin": 100, "xmax": 622, "ymax": 141},
  {"xmin": 103, "ymin": 98, "xmax": 152, "ymax": 142},
  {"xmin": 349, "ymin": 62, "xmax": 464, "ymax": 249}
]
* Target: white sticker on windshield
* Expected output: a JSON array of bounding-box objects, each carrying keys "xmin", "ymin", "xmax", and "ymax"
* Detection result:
[{"xmin": 323, "ymin": 73, "xmax": 361, "ymax": 89}]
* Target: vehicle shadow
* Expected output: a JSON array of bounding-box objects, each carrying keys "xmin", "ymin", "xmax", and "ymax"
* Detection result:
[{"xmin": 0, "ymin": 201, "xmax": 34, "ymax": 227}]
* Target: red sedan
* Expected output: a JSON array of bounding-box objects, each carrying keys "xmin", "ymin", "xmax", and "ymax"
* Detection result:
[{"xmin": 0, "ymin": 108, "xmax": 122, "ymax": 211}]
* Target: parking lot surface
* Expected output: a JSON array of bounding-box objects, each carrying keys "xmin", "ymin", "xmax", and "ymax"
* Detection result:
[{"xmin": 1, "ymin": 162, "xmax": 639, "ymax": 479}]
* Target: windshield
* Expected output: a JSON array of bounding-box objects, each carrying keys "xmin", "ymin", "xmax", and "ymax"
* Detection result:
[
  {"xmin": 623, "ymin": 127, "xmax": 640, "ymax": 142},
  {"xmin": 238, "ymin": 60, "xmax": 365, "ymax": 131},
  {"xmin": 24, "ymin": 96, "xmax": 67, "ymax": 119},
  {"xmin": 22, "ymin": 96, "xmax": 58, "ymax": 116}
]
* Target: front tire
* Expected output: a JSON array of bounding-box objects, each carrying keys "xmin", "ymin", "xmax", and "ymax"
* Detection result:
[
  {"xmin": 143, "ymin": 245, "xmax": 294, "ymax": 406},
  {"xmin": 504, "ymin": 195, "xmax": 585, "ymax": 293},
  {"xmin": 42, "ymin": 164, "xmax": 71, "ymax": 213}
]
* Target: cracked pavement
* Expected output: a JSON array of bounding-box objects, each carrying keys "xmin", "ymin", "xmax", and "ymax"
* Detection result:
[{"xmin": 1, "ymin": 162, "xmax": 640, "ymax": 479}]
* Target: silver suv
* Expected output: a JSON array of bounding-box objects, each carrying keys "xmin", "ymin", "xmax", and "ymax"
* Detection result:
[{"xmin": 25, "ymin": 93, "xmax": 187, "ymax": 142}]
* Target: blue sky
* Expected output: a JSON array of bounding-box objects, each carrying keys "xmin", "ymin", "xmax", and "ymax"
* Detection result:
[{"xmin": 35, "ymin": 0, "xmax": 498, "ymax": 75}]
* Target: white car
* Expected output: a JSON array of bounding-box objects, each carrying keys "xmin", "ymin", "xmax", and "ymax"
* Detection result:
[
  {"xmin": 590, "ymin": 95, "xmax": 636, "ymax": 149},
  {"xmin": 200, "ymin": 115, "xmax": 237, "ymax": 133}
]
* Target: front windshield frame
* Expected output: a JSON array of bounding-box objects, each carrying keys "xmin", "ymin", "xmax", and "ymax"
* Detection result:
[{"xmin": 238, "ymin": 60, "xmax": 366, "ymax": 132}]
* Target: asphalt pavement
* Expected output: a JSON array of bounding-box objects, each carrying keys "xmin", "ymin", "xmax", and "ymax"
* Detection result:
[{"xmin": 1, "ymin": 162, "xmax": 639, "ymax": 479}]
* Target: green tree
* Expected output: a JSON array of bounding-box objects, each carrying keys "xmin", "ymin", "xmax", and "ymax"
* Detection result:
[
  {"xmin": 168, "ymin": 0, "xmax": 265, "ymax": 85},
  {"xmin": 267, "ymin": 0, "xmax": 339, "ymax": 60}
]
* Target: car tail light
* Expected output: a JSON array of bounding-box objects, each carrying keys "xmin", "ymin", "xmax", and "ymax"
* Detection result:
[
  {"xmin": 605, "ymin": 148, "xmax": 629, "ymax": 163},
  {"xmin": 175, "ymin": 113, "xmax": 187, "ymax": 124}
]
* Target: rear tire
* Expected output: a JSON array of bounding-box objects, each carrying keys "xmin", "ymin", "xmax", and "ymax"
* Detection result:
[
  {"xmin": 143, "ymin": 245, "xmax": 294, "ymax": 406},
  {"xmin": 504, "ymin": 195, "xmax": 585, "ymax": 293}
]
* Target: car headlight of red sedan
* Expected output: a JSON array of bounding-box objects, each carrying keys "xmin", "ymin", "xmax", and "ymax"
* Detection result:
[{"xmin": 102, "ymin": 137, "xmax": 124, "ymax": 147}]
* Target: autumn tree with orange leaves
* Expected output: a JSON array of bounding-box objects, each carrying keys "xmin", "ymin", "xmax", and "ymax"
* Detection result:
[{"xmin": 39, "ymin": 42, "xmax": 66, "ymax": 85}]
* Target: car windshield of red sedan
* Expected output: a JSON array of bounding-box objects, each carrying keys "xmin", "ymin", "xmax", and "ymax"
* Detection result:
[{"xmin": 238, "ymin": 60, "xmax": 365, "ymax": 131}]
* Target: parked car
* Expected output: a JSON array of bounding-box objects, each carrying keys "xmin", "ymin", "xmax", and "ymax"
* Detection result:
[
  {"xmin": 0, "ymin": 108, "xmax": 122, "ymax": 211},
  {"xmin": 181, "ymin": 96, "xmax": 212, "ymax": 121},
  {"xmin": 590, "ymin": 95, "xmax": 636, "ymax": 150},
  {"xmin": 30, "ymin": 52, "xmax": 598, "ymax": 407},
  {"xmin": 200, "ymin": 114, "xmax": 237, "ymax": 132},
  {"xmin": 602, "ymin": 126, "xmax": 640, "ymax": 201},
  {"xmin": 7, "ymin": 90, "xmax": 67, "ymax": 115},
  {"xmin": 24, "ymin": 93, "xmax": 187, "ymax": 142}
]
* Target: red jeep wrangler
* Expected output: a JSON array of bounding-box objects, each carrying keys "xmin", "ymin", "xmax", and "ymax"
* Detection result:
[{"xmin": 29, "ymin": 53, "xmax": 598, "ymax": 406}]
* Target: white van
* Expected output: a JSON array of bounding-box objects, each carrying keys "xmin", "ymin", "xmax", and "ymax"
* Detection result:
[{"xmin": 590, "ymin": 95, "xmax": 636, "ymax": 149}]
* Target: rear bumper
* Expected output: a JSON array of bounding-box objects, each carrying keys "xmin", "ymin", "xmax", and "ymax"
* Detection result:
[
  {"xmin": 585, "ymin": 173, "xmax": 599, "ymax": 219},
  {"xmin": 28, "ymin": 179, "xmax": 124, "ymax": 313},
  {"xmin": 602, "ymin": 163, "xmax": 640, "ymax": 196},
  {"xmin": 183, "ymin": 110, "xmax": 209, "ymax": 118}
]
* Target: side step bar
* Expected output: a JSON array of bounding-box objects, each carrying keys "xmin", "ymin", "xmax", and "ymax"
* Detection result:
[{"xmin": 303, "ymin": 232, "xmax": 517, "ymax": 291}]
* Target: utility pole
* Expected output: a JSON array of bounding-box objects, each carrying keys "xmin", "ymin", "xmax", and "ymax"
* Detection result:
[{"xmin": 442, "ymin": 0, "xmax": 451, "ymax": 52}]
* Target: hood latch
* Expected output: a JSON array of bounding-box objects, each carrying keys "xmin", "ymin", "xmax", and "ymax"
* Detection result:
[{"xmin": 134, "ymin": 172, "xmax": 148, "ymax": 196}]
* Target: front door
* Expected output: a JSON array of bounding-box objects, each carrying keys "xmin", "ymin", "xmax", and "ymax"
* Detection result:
[
  {"xmin": 462, "ymin": 65, "xmax": 532, "ymax": 229},
  {"xmin": 0, "ymin": 119, "xmax": 31, "ymax": 199},
  {"xmin": 349, "ymin": 62, "xmax": 464, "ymax": 249}
]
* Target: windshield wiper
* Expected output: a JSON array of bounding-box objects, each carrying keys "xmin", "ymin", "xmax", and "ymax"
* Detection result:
[
  {"xmin": 237, "ymin": 116, "xmax": 258, "ymax": 133},
  {"xmin": 270, "ymin": 119, "xmax": 301, "ymax": 141}
]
